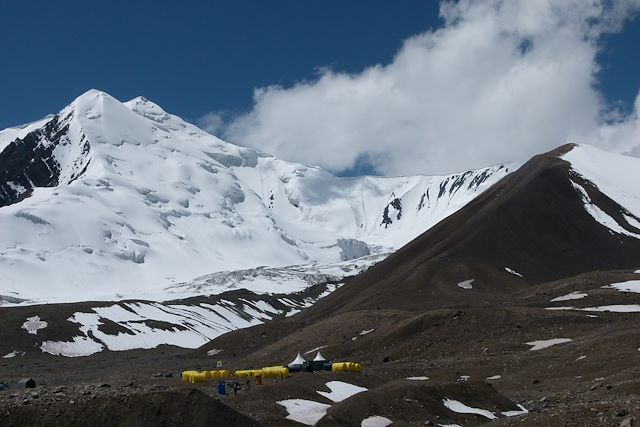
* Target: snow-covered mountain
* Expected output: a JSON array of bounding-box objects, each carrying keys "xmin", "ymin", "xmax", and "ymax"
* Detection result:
[
  {"xmin": 0, "ymin": 90, "xmax": 514, "ymax": 304},
  {"xmin": 562, "ymin": 144, "xmax": 640, "ymax": 238}
]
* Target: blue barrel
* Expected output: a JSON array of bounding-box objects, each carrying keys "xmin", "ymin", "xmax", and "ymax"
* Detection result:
[{"xmin": 217, "ymin": 381, "xmax": 226, "ymax": 395}]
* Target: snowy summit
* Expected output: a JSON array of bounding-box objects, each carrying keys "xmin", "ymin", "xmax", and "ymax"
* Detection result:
[{"xmin": 0, "ymin": 90, "xmax": 513, "ymax": 305}]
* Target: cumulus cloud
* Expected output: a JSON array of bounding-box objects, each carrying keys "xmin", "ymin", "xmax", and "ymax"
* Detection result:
[
  {"xmin": 215, "ymin": 0, "xmax": 640, "ymax": 175},
  {"xmin": 589, "ymin": 90, "xmax": 640, "ymax": 156},
  {"xmin": 197, "ymin": 112, "xmax": 226, "ymax": 136}
]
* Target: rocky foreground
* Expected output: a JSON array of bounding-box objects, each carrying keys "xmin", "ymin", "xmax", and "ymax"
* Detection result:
[{"xmin": 2, "ymin": 270, "xmax": 640, "ymax": 426}]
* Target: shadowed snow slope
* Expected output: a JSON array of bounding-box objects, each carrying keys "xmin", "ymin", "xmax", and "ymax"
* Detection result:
[{"xmin": 0, "ymin": 90, "xmax": 512, "ymax": 304}]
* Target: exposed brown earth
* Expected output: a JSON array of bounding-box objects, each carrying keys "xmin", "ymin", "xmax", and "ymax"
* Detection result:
[
  {"xmin": 2, "ymin": 269, "xmax": 640, "ymax": 426},
  {"xmin": 0, "ymin": 387, "xmax": 261, "ymax": 427}
]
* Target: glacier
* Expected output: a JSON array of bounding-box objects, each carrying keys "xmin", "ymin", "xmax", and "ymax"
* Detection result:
[{"xmin": 0, "ymin": 89, "xmax": 515, "ymax": 305}]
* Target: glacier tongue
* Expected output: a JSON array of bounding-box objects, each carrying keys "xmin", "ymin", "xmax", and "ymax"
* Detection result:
[
  {"xmin": 165, "ymin": 254, "xmax": 387, "ymax": 300},
  {"xmin": 0, "ymin": 89, "xmax": 515, "ymax": 304}
]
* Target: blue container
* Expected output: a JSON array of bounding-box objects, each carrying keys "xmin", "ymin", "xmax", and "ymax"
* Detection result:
[{"xmin": 217, "ymin": 381, "xmax": 226, "ymax": 395}]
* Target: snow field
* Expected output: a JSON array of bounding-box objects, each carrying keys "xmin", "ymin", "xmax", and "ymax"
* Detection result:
[
  {"xmin": 0, "ymin": 90, "xmax": 513, "ymax": 305},
  {"xmin": 36, "ymin": 292, "xmax": 327, "ymax": 356}
]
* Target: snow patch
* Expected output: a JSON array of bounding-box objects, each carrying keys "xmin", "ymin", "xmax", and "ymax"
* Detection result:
[
  {"xmin": 457, "ymin": 279, "xmax": 474, "ymax": 290},
  {"xmin": 580, "ymin": 305, "xmax": 640, "ymax": 313},
  {"xmin": 41, "ymin": 336, "xmax": 104, "ymax": 357},
  {"xmin": 625, "ymin": 215, "xmax": 640, "ymax": 230},
  {"xmin": 22, "ymin": 316, "xmax": 48, "ymax": 335},
  {"xmin": 317, "ymin": 381, "xmax": 368, "ymax": 402},
  {"xmin": 304, "ymin": 345, "xmax": 327, "ymax": 355},
  {"xmin": 6, "ymin": 181, "xmax": 27, "ymax": 195},
  {"xmin": 277, "ymin": 399, "xmax": 331, "ymax": 425},
  {"xmin": 485, "ymin": 375, "xmax": 501, "ymax": 380},
  {"xmin": 442, "ymin": 398, "xmax": 497, "ymax": 419},
  {"xmin": 501, "ymin": 404, "xmax": 529, "ymax": 417},
  {"xmin": 359, "ymin": 328, "xmax": 375, "ymax": 335},
  {"xmin": 406, "ymin": 376, "xmax": 429, "ymax": 381},
  {"xmin": 3, "ymin": 351, "xmax": 17, "ymax": 359},
  {"xmin": 526, "ymin": 338, "xmax": 572, "ymax": 351},
  {"xmin": 551, "ymin": 291, "xmax": 587, "ymax": 302},
  {"xmin": 604, "ymin": 280, "xmax": 640, "ymax": 293},
  {"xmin": 361, "ymin": 416, "xmax": 393, "ymax": 427}
]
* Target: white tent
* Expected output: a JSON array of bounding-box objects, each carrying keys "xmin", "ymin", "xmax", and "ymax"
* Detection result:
[
  {"xmin": 313, "ymin": 351, "xmax": 327, "ymax": 362},
  {"xmin": 288, "ymin": 353, "xmax": 306, "ymax": 367}
]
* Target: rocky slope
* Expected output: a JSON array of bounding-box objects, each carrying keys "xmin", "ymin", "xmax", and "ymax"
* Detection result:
[{"xmin": 294, "ymin": 144, "xmax": 640, "ymax": 317}]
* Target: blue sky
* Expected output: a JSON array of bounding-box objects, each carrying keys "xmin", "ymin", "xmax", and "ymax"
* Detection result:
[
  {"xmin": 0, "ymin": 1, "xmax": 441, "ymax": 128},
  {"xmin": 1, "ymin": 1, "xmax": 639, "ymax": 175}
]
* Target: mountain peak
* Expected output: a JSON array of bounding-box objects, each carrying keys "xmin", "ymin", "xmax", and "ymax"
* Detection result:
[
  {"xmin": 67, "ymin": 90, "xmax": 172, "ymax": 125},
  {"xmin": 69, "ymin": 89, "xmax": 115, "ymax": 107},
  {"xmin": 123, "ymin": 96, "xmax": 170, "ymax": 124},
  {"xmin": 0, "ymin": 90, "xmax": 514, "ymax": 304}
]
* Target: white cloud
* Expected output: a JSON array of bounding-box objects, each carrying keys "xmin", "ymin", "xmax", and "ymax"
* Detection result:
[
  {"xmin": 197, "ymin": 112, "xmax": 226, "ymax": 136},
  {"xmin": 217, "ymin": 0, "xmax": 640, "ymax": 175},
  {"xmin": 589, "ymin": 90, "xmax": 640, "ymax": 156}
]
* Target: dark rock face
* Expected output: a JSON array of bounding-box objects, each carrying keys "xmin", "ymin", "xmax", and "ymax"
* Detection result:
[
  {"xmin": 381, "ymin": 197, "xmax": 402, "ymax": 228},
  {"xmin": 0, "ymin": 113, "xmax": 91, "ymax": 208}
]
